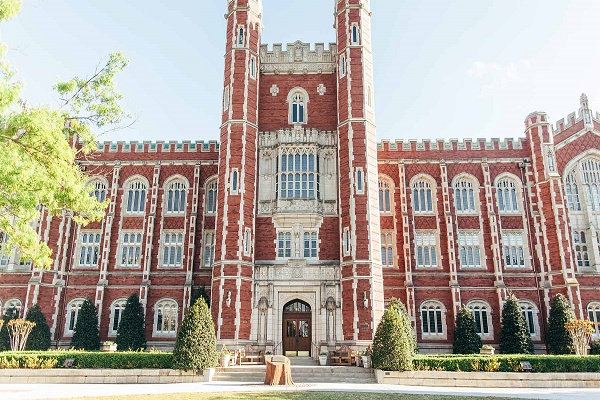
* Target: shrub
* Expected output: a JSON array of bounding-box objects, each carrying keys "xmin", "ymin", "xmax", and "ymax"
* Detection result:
[
  {"xmin": 590, "ymin": 340, "xmax": 600, "ymax": 355},
  {"xmin": 25, "ymin": 304, "xmax": 51, "ymax": 351},
  {"xmin": 547, "ymin": 294, "xmax": 574, "ymax": 354},
  {"xmin": 499, "ymin": 294, "xmax": 533, "ymax": 354},
  {"xmin": 172, "ymin": 297, "xmax": 217, "ymax": 370},
  {"xmin": 116, "ymin": 294, "xmax": 146, "ymax": 351},
  {"xmin": 0, "ymin": 351, "xmax": 173, "ymax": 369},
  {"xmin": 453, "ymin": 305, "xmax": 482, "ymax": 354},
  {"xmin": 371, "ymin": 298, "xmax": 415, "ymax": 371},
  {"xmin": 71, "ymin": 299, "xmax": 100, "ymax": 351},
  {"xmin": 0, "ymin": 306, "xmax": 20, "ymax": 351}
]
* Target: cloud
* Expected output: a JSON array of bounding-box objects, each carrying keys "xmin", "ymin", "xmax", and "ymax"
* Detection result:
[{"xmin": 467, "ymin": 60, "xmax": 530, "ymax": 95}]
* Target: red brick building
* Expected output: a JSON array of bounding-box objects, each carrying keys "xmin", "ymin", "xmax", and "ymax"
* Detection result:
[{"xmin": 2, "ymin": 0, "xmax": 600, "ymax": 354}]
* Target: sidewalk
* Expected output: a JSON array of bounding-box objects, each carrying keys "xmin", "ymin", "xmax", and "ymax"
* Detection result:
[{"xmin": 1, "ymin": 381, "xmax": 599, "ymax": 400}]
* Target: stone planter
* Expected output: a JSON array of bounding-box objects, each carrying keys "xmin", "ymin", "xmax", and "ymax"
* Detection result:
[
  {"xmin": 361, "ymin": 355, "xmax": 371, "ymax": 369},
  {"xmin": 319, "ymin": 355, "xmax": 328, "ymax": 366},
  {"xmin": 480, "ymin": 346, "xmax": 495, "ymax": 355},
  {"xmin": 220, "ymin": 353, "xmax": 231, "ymax": 367},
  {"xmin": 101, "ymin": 343, "xmax": 117, "ymax": 352}
]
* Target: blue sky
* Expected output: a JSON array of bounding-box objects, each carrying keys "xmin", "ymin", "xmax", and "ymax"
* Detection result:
[{"xmin": 2, "ymin": 0, "xmax": 600, "ymax": 142}]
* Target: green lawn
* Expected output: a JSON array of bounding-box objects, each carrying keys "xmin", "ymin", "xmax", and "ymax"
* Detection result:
[{"xmin": 66, "ymin": 392, "xmax": 525, "ymax": 400}]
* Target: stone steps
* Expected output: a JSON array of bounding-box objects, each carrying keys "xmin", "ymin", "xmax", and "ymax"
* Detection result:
[{"xmin": 212, "ymin": 365, "xmax": 376, "ymax": 384}]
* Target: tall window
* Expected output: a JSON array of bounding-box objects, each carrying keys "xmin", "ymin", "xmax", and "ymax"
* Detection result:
[
  {"xmin": 520, "ymin": 302, "xmax": 538, "ymax": 336},
  {"xmin": 588, "ymin": 302, "xmax": 600, "ymax": 337},
  {"xmin": 279, "ymin": 151, "xmax": 318, "ymax": 199},
  {"xmin": 356, "ymin": 168, "xmax": 364, "ymax": 194},
  {"xmin": 573, "ymin": 231, "xmax": 590, "ymax": 268},
  {"xmin": 582, "ymin": 159, "xmax": 600, "ymax": 210},
  {"xmin": 496, "ymin": 177, "xmax": 519, "ymax": 213},
  {"xmin": 65, "ymin": 299, "xmax": 84, "ymax": 335},
  {"xmin": 203, "ymin": 231, "xmax": 215, "ymax": 267},
  {"xmin": 412, "ymin": 179, "xmax": 434, "ymax": 213},
  {"xmin": 278, "ymin": 232, "xmax": 292, "ymax": 258},
  {"xmin": 77, "ymin": 231, "xmax": 101, "ymax": 267},
  {"xmin": 379, "ymin": 179, "xmax": 392, "ymax": 213},
  {"xmin": 468, "ymin": 301, "xmax": 492, "ymax": 338},
  {"xmin": 161, "ymin": 232, "xmax": 184, "ymax": 268},
  {"xmin": 343, "ymin": 228, "xmax": 351, "ymax": 256},
  {"xmin": 381, "ymin": 232, "xmax": 394, "ymax": 267},
  {"xmin": 244, "ymin": 228, "xmax": 252, "ymax": 256},
  {"xmin": 205, "ymin": 178, "xmax": 218, "ymax": 214},
  {"xmin": 291, "ymin": 93, "xmax": 306, "ymax": 124},
  {"xmin": 303, "ymin": 232, "xmax": 318, "ymax": 258},
  {"xmin": 90, "ymin": 179, "xmax": 107, "ymax": 203},
  {"xmin": 420, "ymin": 301, "xmax": 445, "ymax": 337},
  {"xmin": 120, "ymin": 232, "xmax": 143, "ymax": 267},
  {"xmin": 415, "ymin": 232, "xmax": 437, "ymax": 268},
  {"xmin": 250, "ymin": 57, "xmax": 257, "ymax": 79},
  {"xmin": 125, "ymin": 180, "xmax": 147, "ymax": 213},
  {"xmin": 351, "ymin": 25, "xmax": 360, "ymax": 45},
  {"xmin": 109, "ymin": 298, "xmax": 127, "ymax": 336},
  {"xmin": 237, "ymin": 26, "xmax": 244, "ymax": 46},
  {"xmin": 454, "ymin": 177, "xmax": 477, "ymax": 213},
  {"xmin": 565, "ymin": 172, "xmax": 581, "ymax": 211},
  {"xmin": 502, "ymin": 231, "xmax": 526, "ymax": 268},
  {"xmin": 231, "ymin": 169, "xmax": 239, "ymax": 194},
  {"xmin": 154, "ymin": 299, "xmax": 178, "ymax": 336},
  {"xmin": 165, "ymin": 180, "xmax": 187, "ymax": 213},
  {"xmin": 458, "ymin": 231, "xmax": 482, "ymax": 268},
  {"xmin": 340, "ymin": 55, "xmax": 347, "ymax": 77}
]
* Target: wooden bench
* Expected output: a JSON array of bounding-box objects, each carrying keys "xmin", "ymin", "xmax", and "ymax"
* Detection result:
[
  {"xmin": 239, "ymin": 344, "xmax": 264, "ymax": 365},
  {"xmin": 328, "ymin": 345, "xmax": 355, "ymax": 366}
]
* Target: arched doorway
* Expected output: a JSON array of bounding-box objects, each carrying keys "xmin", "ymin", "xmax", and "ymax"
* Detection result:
[{"xmin": 282, "ymin": 299, "xmax": 311, "ymax": 357}]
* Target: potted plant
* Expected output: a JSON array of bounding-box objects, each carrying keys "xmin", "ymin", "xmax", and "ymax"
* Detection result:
[
  {"xmin": 480, "ymin": 344, "xmax": 495, "ymax": 355},
  {"xmin": 318, "ymin": 352, "xmax": 328, "ymax": 366},
  {"xmin": 101, "ymin": 341, "xmax": 117, "ymax": 352},
  {"xmin": 220, "ymin": 344, "xmax": 231, "ymax": 367},
  {"xmin": 362, "ymin": 345, "xmax": 372, "ymax": 368}
]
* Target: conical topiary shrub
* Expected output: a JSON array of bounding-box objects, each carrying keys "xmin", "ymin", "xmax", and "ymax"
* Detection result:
[
  {"xmin": 24, "ymin": 304, "xmax": 51, "ymax": 350},
  {"xmin": 453, "ymin": 305, "xmax": 482, "ymax": 354},
  {"xmin": 0, "ymin": 306, "xmax": 20, "ymax": 351},
  {"xmin": 116, "ymin": 293, "xmax": 147, "ymax": 351},
  {"xmin": 173, "ymin": 297, "xmax": 218, "ymax": 370},
  {"xmin": 371, "ymin": 298, "xmax": 415, "ymax": 371},
  {"xmin": 71, "ymin": 298, "xmax": 100, "ymax": 351},
  {"xmin": 499, "ymin": 293, "xmax": 534, "ymax": 354},
  {"xmin": 547, "ymin": 293, "xmax": 575, "ymax": 354}
]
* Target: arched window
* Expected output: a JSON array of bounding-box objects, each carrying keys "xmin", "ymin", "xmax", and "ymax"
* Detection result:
[
  {"xmin": 379, "ymin": 179, "xmax": 392, "ymax": 213},
  {"xmin": 381, "ymin": 232, "xmax": 394, "ymax": 267},
  {"xmin": 250, "ymin": 56, "xmax": 257, "ymax": 79},
  {"xmin": 587, "ymin": 302, "xmax": 600, "ymax": 337},
  {"xmin": 340, "ymin": 55, "xmax": 347, "ymax": 77},
  {"xmin": 565, "ymin": 171, "xmax": 581, "ymax": 211},
  {"xmin": 284, "ymin": 300, "xmax": 311, "ymax": 313},
  {"xmin": 65, "ymin": 299, "xmax": 84, "ymax": 335},
  {"xmin": 288, "ymin": 88, "xmax": 308, "ymax": 124},
  {"xmin": 582, "ymin": 159, "xmax": 600, "ymax": 210},
  {"xmin": 205, "ymin": 178, "xmax": 218, "ymax": 214},
  {"xmin": 231, "ymin": 169, "xmax": 239, "ymax": 194},
  {"xmin": 125, "ymin": 179, "xmax": 147, "ymax": 213},
  {"xmin": 573, "ymin": 231, "xmax": 590, "ymax": 269},
  {"xmin": 278, "ymin": 150, "xmax": 318, "ymax": 199},
  {"xmin": 496, "ymin": 177, "xmax": 520, "ymax": 213},
  {"xmin": 154, "ymin": 299, "xmax": 178, "ymax": 336},
  {"xmin": 3, "ymin": 298, "xmax": 21, "ymax": 316},
  {"xmin": 453, "ymin": 176, "xmax": 478, "ymax": 213},
  {"xmin": 351, "ymin": 25, "xmax": 360, "ymax": 45},
  {"xmin": 420, "ymin": 300, "xmax": 446, "ymax": 337},
  {"xmin": 89, "ymin": 179, "xmax": 107, "ymax": 203},
  {"xmin": 466, "ymin": 300, "xmax": 493, "ymax": 338},
  {"xmin": 519, "ymin": 301, "xmax": 539, "ymax": 336},
  {"xmin": 412, "ymin": 178, "xmax": 434, "ymax": 213},
  {"xmin": 109, "ymin": 298, "xmax": 127, "ymax": 336},
  {"xmin": 203, "ymin": 231, "xmax": 215, "ymax": 267},
  {"xmin": 165, "ymin": 179, "xmax": 187, "ymax": 214},
  {"xmin": 237, "ymin": 26, "xmax": 244, "ymax": 46},
  {"xmin": 547, "ymin": 151, "xmax": 556, "ymax": 172}
]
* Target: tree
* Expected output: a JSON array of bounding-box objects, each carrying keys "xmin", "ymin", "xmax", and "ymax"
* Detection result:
[
  {"xmin": 70, "ymin": 298, "xmax": 100, "ymax": 351},
  {"xmin": 547, "ymin": 294, "xmax": 575, "ymax": 354},
  {"xmin": 499, "ymin": 294, "xmax": 534, "ymax": 354},
  {"xmin": 173, "ymin": 297, "xmax": 218, "ymax": 370},
  {"xmin": 24, "ymin": 304, "xmax": 51, "ymax": 350},
  {"xmin": 453, "ymin": 305, "xmax": 482, "ymax": 354},
  {"xmin": 371, "ymin": 298, "xmax": 415, "ymax": 371},
  {"xmin": 190, "ymin": 286, "xmax": 210, "ymax": 309},
  {"xmin": 6, "ymin": 319, "xmax": 35, "ymax": 351},
  {"xmin": 565, "ymin": 319, "xmax": 594, "ymax": 356},
  {"xmin": 0, "ymin": 306, "xmax": 19, "ymax": 351},
  {"xmin": 0, "ymin": 0, "xmax": 129, "ymax": 269},
  {"xmin": 116, "ymin": 294, "xmax": 146, "ymax": 351}
]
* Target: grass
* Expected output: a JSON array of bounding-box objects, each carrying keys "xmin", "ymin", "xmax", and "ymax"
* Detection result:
[{"xmin": 66, "ymin": 392, "xmax": 525, "ymax": 400}]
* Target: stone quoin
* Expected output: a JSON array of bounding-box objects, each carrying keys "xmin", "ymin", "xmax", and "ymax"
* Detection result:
[{"xmin": 1, "ymin": 0, "xmax": 600, "ymax": 354}]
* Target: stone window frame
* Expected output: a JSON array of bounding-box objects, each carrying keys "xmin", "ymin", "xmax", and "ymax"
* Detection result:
[
  {"xmin": 339, "ymin": 55, "xmax": 347, "ymax": 78},
  {"xmin": 277, "ymin": 148, "xmax": 319, "ymax": 200},
  {"xmin": 236, "ymin": 25, "xmax": 245, "ymax": 47},
  {"xmin": 203, "ymin": 230, "xmax": 215, "ymax": 268},
  {"xmin": 466, "ymin": 299, "xmax": 494, "ymax": 340},
  {"xmin": 494, "ymin": 173, "xmax": 522, "ymax": 215},
  {"xmin": 122, "ymin": 175, "xmax": 149, "ymax": 215},
  {"xmin": 88, "ymin": 176, "xmax": 108, "ymax": 204},
  {"xmin": 276, "ymin": 230, "xmax": 293, "ymax": 259},
  {"xmin": 108, "ymin": 298, "xmax": 128, "ymax": 337},
  {"xmin": 3, "ymin": 298, "xmax": 22, "ymax": 316},
  {"xmin": 287, "ymin": 87, "xmax": 309, "ymax": 125},
  {"xmin": 501, "ymin": 230, "xmax": 528, "ymax": 269},
  {"xmin": 158, "ymin": 230, "xmax": 185, "ymax": 269},
  {"xmin": 153, "ymin": 298, "xmax": 178, "ymax": 337},
  {"xmin": 452, "ymin": 173, "xmax": 480, "ymax": 215},
  {"xmin": 350, "ymin": 23, "xmax": 360, "ymax": 46},
  {"xmin": 75, "ymin": 229, "xmax": 102, "ymax": 269},
  {"xmin": 204, "ymin": 176, "xmax": 218, "ymax": 215},
  {"xmin": 244, "ymin": 227, "xmax": 252, "ymax": 257},
  {"xmin": 414, "ymin": 230, "xmax": 439, "ymax": 269},
  {"xmin": 381, "ymin": 230, "xmax": 396, "ymax": 268},
  {"xmin": 249, "ymin": 56, "xmax": 257, "ymax": 80},
  {"xmin": 564, "ymin": 170, "xmax": 582, "ymax": 212},
  {"xmin": 410, "ymin": 174, "xmax": 436, "ymax": 215},
  {"xmin": 117, "ymin": 230, "xmax": 144, "ymax": 269},
  {"xmin": 419, "ymin": 299, "xmax": 447, "ymax": 340},
  {"xmin": 343, "ymin": 227, "xmax": 351, "ymax": 256},
  {"xmin": 163, "ymin": 176, "xmax": 189, "ymax": 215},
  {"xmin": 457, "ymin": 230, "xmax": 483, "ymax": 269},
  {"xmin": 302, "ymin": 230, "xmax": 319, "ymax": 259},
  {"xmin": 519, "ymin": 300, "xmax": 540, "ymax": 340},
  {"xmin": 230, "ymin": 168, "xmax": 239, "ymax": 195},
  {"xmin": 587, "ymin": 301, "xmax": 600, "ymax": 339},
  {"xmin": 64, "ymin": 298, "xmax": 85, "ymax": 337},
  {"xmin": 378, "ymin": 175, "xmax": 394, "ymax": 214},
  {"xmin": 355, "ymin": 167, "xmax": 364, "ymax": 195}
]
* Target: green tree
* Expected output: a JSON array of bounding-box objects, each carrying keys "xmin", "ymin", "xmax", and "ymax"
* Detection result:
[
  {"xmin": 453, "ymin": 305, "xmax": 482, "ymax": 354},
  {"xmin": 499, "ymin": 294, "xmax": 534, "ymax": 354},
  {"xmin": 71, "ymin": 298, "xmax": 99, "ymax": 351},
  {"xmin": 0, "ymin": 305, "xmax": 19, "ymax": 351},
  {"xmin": 173, "ymin": 297, "xmax": 218, "ymax": 370},
  {"xmin": 371, "ymin": 298, "xmax": 415, "ymax": 371},
  {"xmin": 547, "ymin": 293, "xmax": 575, "ymax": 354},
  {"xmin": 190, "ymin": 286, "xmax": 210, "ymax": 308},
  {"xmin": 116, "ymin": 294, "xmax": 146, "ymax": 351},
  {"xmin": 0, "ymin": 0, "xmax": 129, "ymax": 269},
  {"xmin": 24, "ymin": 304, "xmax": 51, "ymax": 350}
]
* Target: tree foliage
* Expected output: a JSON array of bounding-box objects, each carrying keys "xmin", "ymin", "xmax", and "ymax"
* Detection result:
[
  {"xmin": 71, "ymin": 298, "xmax": 99, "ymax": 351},
  {"xmin": 116, "ymin": 294, "xmax": 147, "ymax": 351},
  {"xmin": 0, "ymin": 0, "xmax": 129, "ymax": 268},
  {"xmin": 24, "ymin": 304, "xmax": 51, "ymax": 350},
  {"xmin": 453, "ymin": 305, "xmax": 483, "ymax": 354},
  {"xmin": 499, "ymin": 294, "xmax": 534, "ymax": 354},
  {"xmin": 371, "ymin": 298, "xmax": 415, "ymax": 371},
  {"xmin": 190, "ymin": 286, "xmax": 211, "ymax": 309},
  {"xmin": 565, "ymin": 319, "xmax": 594, "ymax": 356},
  {"xmin": 547, "ymin": 294, "xmax": 575, "ymax": 355},
  {"xmin": 173, "ymin": 297, "xmax": 218, "ymax": 370},
  {"xmin": 0, "ymin": 305, "xmax": 19, "ymax": 350}
]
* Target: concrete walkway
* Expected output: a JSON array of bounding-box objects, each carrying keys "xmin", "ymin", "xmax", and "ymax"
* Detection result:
[{"xmin": 1, "ymin": 381, "xmax": 599, "ymax": 400}]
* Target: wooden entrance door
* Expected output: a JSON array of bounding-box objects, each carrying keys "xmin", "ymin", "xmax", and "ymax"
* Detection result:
[{"xmin": 282, "ymin": 300, "xmax": 311, "ymax": 357}]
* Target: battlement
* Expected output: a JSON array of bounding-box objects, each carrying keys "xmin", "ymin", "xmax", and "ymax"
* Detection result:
[
  {"xmin": 377, "ymin": 137, "xmax": 526, "ymax": 153},
  {"xmin": 553, "ymin": 108, "xmax": 600, "ymax": 134},
  {"xmin": 259, "ymin": 127, "xmax": 337, "ymax": 148},
  {"xmin": 94, "ymin": 140, "xmax": 220, "ymax": 153},
  {"xmin": 260, "ymin": 41, "xmax": 337, "ymax": 74}
]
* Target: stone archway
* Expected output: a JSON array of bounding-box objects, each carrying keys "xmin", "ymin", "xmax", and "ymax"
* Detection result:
[{"xmin": 282, "ymin": 299, "xmax": 312, "ymax": 357}]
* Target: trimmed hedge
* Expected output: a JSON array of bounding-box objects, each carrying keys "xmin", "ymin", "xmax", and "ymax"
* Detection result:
[
  {"xmin": 0, "ymin": 351, "xmax": 173, "ymax": 369},
  {"xmin": 413, "ymin": 355, "xmax": 600, "ymax": 373}
]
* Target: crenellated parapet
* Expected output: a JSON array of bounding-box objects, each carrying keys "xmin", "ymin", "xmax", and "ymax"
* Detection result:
[
  {"xmin": 259, "ymin": 41, "xmax": 337, "ymax": 75},
  {"xmin": 377, "ymin": 137, "xmax": 527, "ymax": 155},
  {"xmin": 94, "ymin": 140, "xmax": 220, "ymax": 154},
  {"xmin": 553, "ymin": 93, "xmax": 600, "ymax": 136}
]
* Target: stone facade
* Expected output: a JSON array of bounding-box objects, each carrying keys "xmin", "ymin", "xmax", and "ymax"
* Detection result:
[{"xmin": 1, "ymin": 0, "xmax": 600, "ymax": 353}]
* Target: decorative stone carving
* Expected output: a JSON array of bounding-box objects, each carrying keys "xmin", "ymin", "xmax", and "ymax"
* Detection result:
[
  {"xmin": 317, "ymin": 84, "xmax": 326, "ymax": 96},
  {"xmin": 255, "ymin": 264, "xmax": 341, "ymax": 283},
  {"xmin": 270, "ymin": 84, "xmax": 279, "ymax": 96},
  {"xmin": 260, "ymin": 41, "xmax": 337, "ymax": 75}
]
